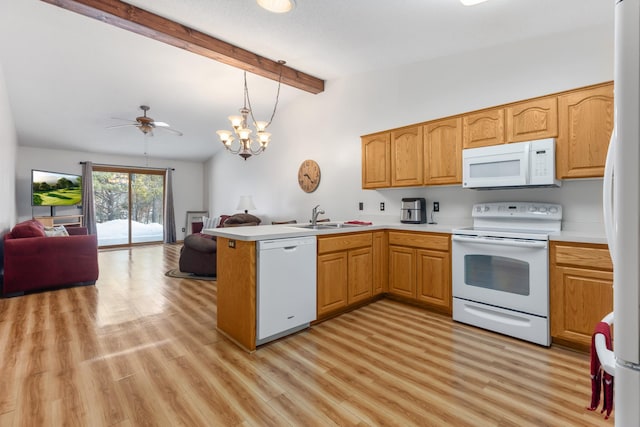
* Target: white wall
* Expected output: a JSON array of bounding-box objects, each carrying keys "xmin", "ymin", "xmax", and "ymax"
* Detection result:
[
  {"xmin": 0, "ymin": 62, "xmax": 17, "ymax": 236},
  {"xmin": 17, "ymin": 146, "xmax": 205, "ymax": 241},
  {"xmin": 206, "ymin": 25, "xmax": 612, "ymax": 230}
]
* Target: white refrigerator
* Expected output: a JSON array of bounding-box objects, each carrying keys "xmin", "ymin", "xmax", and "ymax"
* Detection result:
[{"xmin": 601, "ymin": 0, "xmax": 640, "ymax": 424}]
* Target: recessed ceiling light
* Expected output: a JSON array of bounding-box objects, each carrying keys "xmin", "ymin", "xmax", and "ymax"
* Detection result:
[
  {"xmin": 257, "ymin": 0, "xmax": 296, "ymax": 13},
  {"xmin": 460, "ymin": 0, "xmax": 489, "ymax": 5}
]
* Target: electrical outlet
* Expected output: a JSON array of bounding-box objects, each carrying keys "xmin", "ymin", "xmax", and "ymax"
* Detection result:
[
  {"xmin": 380, "ymin": 202, "xmax": 385, "ymax": 211},
  {"xmin": 433, "ymin": 201, "xmax": 440, "ymax": 212},
  {"xmin": 359, "ymin": 202, "xmax": 364, "ymax": 211}
]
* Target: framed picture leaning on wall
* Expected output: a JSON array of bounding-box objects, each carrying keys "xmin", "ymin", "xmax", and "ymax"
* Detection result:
[{"xmin": 185, "ymin": 210, "xmax": 208, "ymax": 236}]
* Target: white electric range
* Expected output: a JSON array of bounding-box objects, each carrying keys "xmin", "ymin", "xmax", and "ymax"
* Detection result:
[{"xmin": 451, "ymin": 202, "xmax": 562, "ymax": 346}]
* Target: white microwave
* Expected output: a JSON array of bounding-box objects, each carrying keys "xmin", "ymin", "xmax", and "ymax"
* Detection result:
[{"xmin": 462, "ymin": 138, "xmax": 560, "ymax": 189}]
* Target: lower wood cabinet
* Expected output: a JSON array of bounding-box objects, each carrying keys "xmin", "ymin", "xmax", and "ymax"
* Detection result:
[
  {"xmin": 317, "ymin": 232, "xmax": 374, "ymax": 318},
  {"xmin": 388, "ymin": 231, "xmax": 451, "ymax": 314},
  {"xmin": 372, "ymin": 231, "xmax": 388, "ymax": 295},
  {"xmin": 317, "ymin": 251, "xmax": 349, "ymax": 315},
  {"xmin": 550, "ymin": 241, "xmax": 613, "ymax": 351}
]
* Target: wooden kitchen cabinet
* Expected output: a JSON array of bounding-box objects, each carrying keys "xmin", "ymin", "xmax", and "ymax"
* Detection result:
[
  {"xmin": 217, "ymin": 238, "xmax": 257, "ymax": 351},
  {"xmin": 557, "ymin": 82, "xmax": 614, "ymax": 179},
  {"xmin": 550, "ymin": 241, "xmax": 613, "ymax": 351},
  {"xmin": 416, "ymin": 249, "xmax": 451, "ymax": 309},
  {"xmin": 372, "ymin": 231, "xmax": 388, "ymax": 296},
  {"xmin": 423, "ymin": 117, "xmax": 462, "ymax": 185},
  {"xmin": 317, "ymin": 251, "xmax": 349, "ymax": 316},
  {"xmin": 391, "ymin": 126, "xmax": 423, "ymax": 186},
  {"xmin": 389, "ymin": 245, "xmax": 416, "ymax": 298},
  {"xmin": 506, "ymin": 96, "xmax": 558, "ymax": 143},
  {"xmin": 348, "ymin": 247, "xmax": 373, "ymax": 304},
  {"xmin": 317, "ymin": 232, "xmax": 374, "ymax": 319},
  {"xmin": 388, "ymin": 231, "xmax": 452, "ymax": 313},
  {"xmin": 462, "ymin": 108, "xmax": 505, "ymax": 149},
  {"xmin": 361, "ymin": 132, "xmax": 391, "ymax": 189}
]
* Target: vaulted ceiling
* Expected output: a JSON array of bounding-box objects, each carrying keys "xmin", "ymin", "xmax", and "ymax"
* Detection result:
[{"xmin": 0, "ymin": 0, "xmax": 613, "ymax": 161}]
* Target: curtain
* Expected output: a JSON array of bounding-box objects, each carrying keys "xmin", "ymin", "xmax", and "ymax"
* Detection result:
[
  {"xmin": 164, "ymin": 168, "xmax": 176, "ymax": 243},
  {"xmin": 81, "ymin": 161, "xmax": 97, "ymax": 235}
]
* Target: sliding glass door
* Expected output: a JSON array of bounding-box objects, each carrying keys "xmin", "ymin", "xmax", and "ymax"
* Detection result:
[{"xmin": 92, "ymin": 167, "xmax": 165, "ymax": 247}]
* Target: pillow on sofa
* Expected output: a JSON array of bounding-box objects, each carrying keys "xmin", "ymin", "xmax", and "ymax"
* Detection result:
[
  {"xmin": 222, "ymin": 213, "xmax": 261, "ymax": 227},
  {"xmin": 11, "ymin": 220, "xmax": 46, "ymax": 238},
  {"xmin": 202, "ymin": 216, "xmax": 219, "ymax": 229},
  {"xmin": 44, "ymin": 225, "xmax": 70, "ymax": 237}
]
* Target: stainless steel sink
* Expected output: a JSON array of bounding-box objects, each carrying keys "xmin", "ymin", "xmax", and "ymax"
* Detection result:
[{"xmin": 291, "ymin": 223, "xmax": 365, "ymax": 230}]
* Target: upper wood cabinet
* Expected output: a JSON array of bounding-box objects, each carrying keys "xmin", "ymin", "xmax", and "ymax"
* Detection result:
[
  {"xmin": 423, "ymin": 117, "xmax": 462, "ymax": 185},
  {"xmin": 462, "ymin": 108, "xmax": 505, "ymax": 149},
  {"xmin": 391, "ymin": 126, "xmax": 423, "ymax": 186},
  {"xmin": 506, "ymin": 96, "xmax": 558, "ymax": 143},
  {"xmin": 361, "ymin": 81, "xmax": 613, "ymax": 188},
  {"xmin": 361, "ymin": 132, "xmax": 391, "ymax": 189},
  {"xmin": 557, "ymin": 83, "xmax": 614, "ymax": 179}
]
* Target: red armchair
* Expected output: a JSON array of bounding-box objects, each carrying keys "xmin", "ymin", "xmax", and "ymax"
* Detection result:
[{"xmin": 2, "ymin": 220, "xmax": 99, "ymax": 296}]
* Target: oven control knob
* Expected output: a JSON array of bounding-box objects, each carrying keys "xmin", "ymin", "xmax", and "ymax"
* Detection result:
[
  {"xmin": 483, "ymin": 206, "xmax": 490, "ymax": 212},
  {"xmin": 538, "ymin": 206, "xmax": 547, "ymax": 213},
  {"xmin": 549, "ymin": 206, "xmax": 558, "ymax": 214},
  {"xmin": 528, "ymin": 206, "xmax": 538, "ymax": 212}
]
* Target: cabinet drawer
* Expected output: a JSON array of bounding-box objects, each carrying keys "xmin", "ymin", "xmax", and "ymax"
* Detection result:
[
  {"xmin": 388, "ymin": 232, "xmax": 449, "ymax": 251},
  {"xmin": 318, "ymin": 232, "xmax": 373, "ymax": 254},
  {"xmin": 552, "ymin": 243, "xmax": 612, "ymax": 271}
]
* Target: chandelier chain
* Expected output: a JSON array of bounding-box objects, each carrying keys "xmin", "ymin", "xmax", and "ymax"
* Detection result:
[{"xmin": 245, "ymin": 62, "xmax": 284, "ymax": 128}]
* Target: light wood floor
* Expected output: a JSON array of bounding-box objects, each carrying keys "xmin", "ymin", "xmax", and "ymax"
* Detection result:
[{"xmin": 0, "ymin": 244, "xmax": 613, "ymax": 426}]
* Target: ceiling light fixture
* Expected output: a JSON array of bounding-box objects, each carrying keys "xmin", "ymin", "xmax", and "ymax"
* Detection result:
[
  {"xmin": 216, "ymin": 61, "xmax": 285, "ymax": 160},
  {"xmin": 257, "ymin": 0, "xmax": 296, "ymax": 13},
  {"xmin": 460, "ymin": 0, "xmax": 489, "ymax": 5}
]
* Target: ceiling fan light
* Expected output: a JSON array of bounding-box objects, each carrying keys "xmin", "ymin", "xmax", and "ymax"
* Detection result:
[
  {"xmin": 460, "ymin": 0, "xmax": 489, "ymax": 5},
  {"xmin": 257, "ymin": 0, "xmax": 295, "ymax": 13}
]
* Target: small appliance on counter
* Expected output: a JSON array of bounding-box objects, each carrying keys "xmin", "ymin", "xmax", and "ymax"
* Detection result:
[{"xmin": 400, "ymin": 198, "xmax": 426, "ymax": 224}]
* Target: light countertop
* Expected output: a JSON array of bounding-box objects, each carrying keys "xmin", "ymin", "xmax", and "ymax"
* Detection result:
[
  {"xmin": 203, "ymin": 220, "xmax": 607, "ymax": 245},
  {"xmin": 202, "ymin": 221, "xmax": 464, "ymax": 241}
]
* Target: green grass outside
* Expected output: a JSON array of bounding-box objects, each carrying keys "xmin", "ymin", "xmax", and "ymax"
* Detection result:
[{"xmin": 33, "ymin": 188, "xmax": 82, "ymax": 206}]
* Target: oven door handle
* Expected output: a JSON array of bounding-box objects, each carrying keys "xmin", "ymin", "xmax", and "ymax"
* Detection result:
[{"xmin": 452, "ymin": 235, "xmax": 547, "ymax": 249}]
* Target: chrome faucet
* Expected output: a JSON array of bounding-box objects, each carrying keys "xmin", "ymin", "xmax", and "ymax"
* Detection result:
[{"xmin": 311, "ymin": 204, "xmax": 325, "ymax": 226}]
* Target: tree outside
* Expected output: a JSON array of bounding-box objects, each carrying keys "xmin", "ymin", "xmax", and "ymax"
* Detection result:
[{"xmin": 93, "ymin": 170, "xmax": 164, "ymax": 245}]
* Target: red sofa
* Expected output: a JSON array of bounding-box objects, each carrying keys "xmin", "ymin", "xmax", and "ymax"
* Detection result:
[{"xmin": 2, "ymin": 220, "xmax": 99, "ymax": 296}]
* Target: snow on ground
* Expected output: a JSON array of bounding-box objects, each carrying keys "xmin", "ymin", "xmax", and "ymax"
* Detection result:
[{"xmin": 97, "ymin": 219, "xmax": 163, "ymax": 246}]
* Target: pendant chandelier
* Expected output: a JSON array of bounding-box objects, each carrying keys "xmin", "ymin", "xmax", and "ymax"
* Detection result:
[{"xmin": 216, "ymin": 61, "xmax": 285, "ymax": 160}]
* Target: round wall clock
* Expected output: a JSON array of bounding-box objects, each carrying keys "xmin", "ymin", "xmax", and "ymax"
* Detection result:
[{"xmin": 298, "ymin": 159, "xmax": 321, "ymax": 193}]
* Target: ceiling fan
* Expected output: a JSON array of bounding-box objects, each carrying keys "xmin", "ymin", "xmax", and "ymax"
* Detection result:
[{"xmin": 107, "ymin": 105, "xmax": 183, "ymax": 136}]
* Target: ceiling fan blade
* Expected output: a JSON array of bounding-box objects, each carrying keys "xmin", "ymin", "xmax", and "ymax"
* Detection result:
[
  {"xmin": 154, "ymin": 121, "xmax": 170, "ymax": 127},
  {"xmin": 158, "ymin": 127, "xmax": 183, "ymax": 136},
  {"xmin": 106, "ymin": 123, "xmax": 139, "ymax": 129}
]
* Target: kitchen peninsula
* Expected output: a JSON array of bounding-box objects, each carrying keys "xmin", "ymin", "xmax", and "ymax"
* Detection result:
[{"xmin": 205, "ymin": 221, "xmax": 609, "ymax": 352}]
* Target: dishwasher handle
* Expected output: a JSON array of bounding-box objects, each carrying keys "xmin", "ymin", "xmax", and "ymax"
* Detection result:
[
  {"xmin": 452, "ymin": 234, "xmax": 547, "ymax": 249},
  {"xmin": 258, "ymin": 236, "xmax": 316, "ymax": 251}
]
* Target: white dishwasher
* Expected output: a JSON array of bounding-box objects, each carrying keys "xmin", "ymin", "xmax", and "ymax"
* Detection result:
[{"xmin": 256, "ymin": 236, "xmax": 317, "ymax": 345}]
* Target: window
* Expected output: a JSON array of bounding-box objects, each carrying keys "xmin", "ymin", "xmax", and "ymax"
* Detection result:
[{"xmin": 92, "ymin": 167, "xmax": 165, "ymax": 247}]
